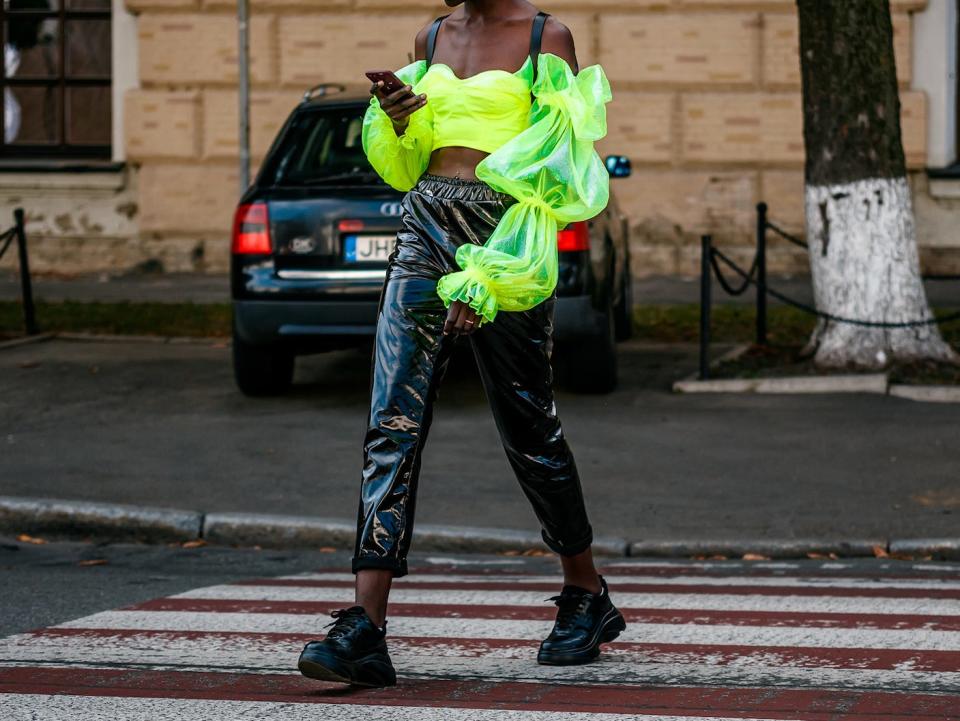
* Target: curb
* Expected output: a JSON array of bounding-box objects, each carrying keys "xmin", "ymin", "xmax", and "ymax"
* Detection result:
[
  {"xmin": 888, "ymin": 384, "xmax": 960, "ymax": 403},
  {"xmin": 0, "ymin": 332, "xmax": 56, "ymax": 351},
  {"xmin": 673, "ymin": 373, "xmax": 888, "ymax": 395},
  {"xmin": 629, "ymin": 537, "xmax": 884, "ymax": 559},
  {"xmin": 55, "ymin": 332, "xmax": 228, "ymax": 346},
  {"xmin": 204, "ymin": 511, "xmax": 628, "ymax": 556},
  {"xmin": 0, "ymin": 496, "xmax": 202, "ymax": 543},
  {"xmin": 2, "ymin": 497, "xmax": 958, "ymax": 559},
  {"xmin": 889, "ymin": 538, "xmax": 960, "ymax": 560}
]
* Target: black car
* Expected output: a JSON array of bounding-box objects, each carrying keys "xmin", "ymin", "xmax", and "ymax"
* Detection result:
[{"xmin": 231, "ymin": 83, "xmax": 632, "ymax": 395}]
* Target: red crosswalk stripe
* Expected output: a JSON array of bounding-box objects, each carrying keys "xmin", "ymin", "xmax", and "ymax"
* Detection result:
[{"xmin": 0, "ymin": 558, "xmax": 958, "ymax": 719}]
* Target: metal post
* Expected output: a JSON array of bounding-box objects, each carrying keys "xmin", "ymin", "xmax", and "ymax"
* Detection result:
[
  {"xmin": 699, "ymin": 235, "xmax": 712, "ymax": 380},
  {"xmin": 237, "ymin": 0, "xmax": 251, "ymax": 195},
  {"xmin": 14, "ymin": 208, "xmax": 37, "ymax": 336},
  {"xmin": 755, "ymin": 202, "xmax": 768, "ymax": 346}
]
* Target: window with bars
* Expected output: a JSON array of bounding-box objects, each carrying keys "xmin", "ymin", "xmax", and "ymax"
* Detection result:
[{"xmin": 1, "ymin": 0, "xmax": 111, "ymax": 159}]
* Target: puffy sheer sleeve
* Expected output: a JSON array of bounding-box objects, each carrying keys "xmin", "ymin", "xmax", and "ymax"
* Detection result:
[
  {"xmin": 361, "ymin": 60, "xmax": 433, "ymax": 192},
  {"xmin": 436, "ymin": 52, "xmax": 612, "ymax": 325}
]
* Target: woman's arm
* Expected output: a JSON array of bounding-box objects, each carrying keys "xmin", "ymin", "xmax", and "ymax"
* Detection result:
[{"xmin": 360, "ymin": 22, "xmax": 436, "ymax": 191}]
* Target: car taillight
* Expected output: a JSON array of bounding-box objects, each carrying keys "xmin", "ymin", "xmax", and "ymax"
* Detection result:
[
  {"xmin": 232, "ymin": 203, "xmax": 271, "ymax": 254},
  {"xmin": 557, "ymin": 221, "xmax": 589, "ymax": 252},
  {"xmin": 338, "ymin": 219, "xmax": 365, "ymax": 232}
]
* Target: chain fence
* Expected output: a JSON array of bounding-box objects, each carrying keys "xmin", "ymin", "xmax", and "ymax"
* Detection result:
[{"xmin": 698, "ymin": 202, "xmax": 960, "ymax": 379}]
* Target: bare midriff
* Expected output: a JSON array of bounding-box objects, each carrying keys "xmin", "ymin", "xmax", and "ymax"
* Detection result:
[{"xmin": 426, "ymin": 146, "xmax": 490, "ymax": 181}]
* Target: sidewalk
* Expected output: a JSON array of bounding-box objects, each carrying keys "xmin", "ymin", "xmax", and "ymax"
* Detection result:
[{"xmin": 3, "ymin": 270, "xmax": 960, "ymax": 307}]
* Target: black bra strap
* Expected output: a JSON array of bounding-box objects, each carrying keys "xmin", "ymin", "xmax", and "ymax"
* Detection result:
[
  {"xmin": 425, "ymin": 15, "xmax": 448, "ymax": 67},
  {"xmin": 530, "ymin": 11, "xmax": 549, "ymax": 82}
]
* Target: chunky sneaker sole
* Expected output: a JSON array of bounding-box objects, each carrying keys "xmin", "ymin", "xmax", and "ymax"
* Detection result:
[
  {"xmin": 298, "ymin": 644, "xmax": 397, "ymax": 687},
  {"xmin": 536, "ymin": 606, "xmax": 627, "ymax": 666}
]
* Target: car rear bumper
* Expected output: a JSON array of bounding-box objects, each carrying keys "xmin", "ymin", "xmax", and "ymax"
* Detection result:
[
  {"xmin": 234, "ymin": 299, "xmax": 379, "ymax": 345},
  {"xmin": 234, "ymin": 293, "xmax": 604, "ymax": 347}
]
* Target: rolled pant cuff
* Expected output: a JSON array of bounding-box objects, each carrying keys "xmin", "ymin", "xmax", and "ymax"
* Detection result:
[
  {"xmin": 541, "ymin": 526, "xmax": 594, "ymax": 557},
  {"xmin": 352, "ymin": 555, "xmax": 409, "ymax": 578}
]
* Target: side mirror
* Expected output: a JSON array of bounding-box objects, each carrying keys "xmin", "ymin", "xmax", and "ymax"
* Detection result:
[{"xmin": 605, "ymin": 154, "xmax": 631, "ymax": 178}]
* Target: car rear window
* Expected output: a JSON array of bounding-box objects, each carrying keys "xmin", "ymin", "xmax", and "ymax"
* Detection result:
[{"xmin": 263, "ymin": 106, "xmax": 381, "ymax": 186}]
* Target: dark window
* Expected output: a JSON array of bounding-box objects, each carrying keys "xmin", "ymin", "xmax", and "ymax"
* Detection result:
[
  {"xmin": 264, "ymin": 107, "xmax": 382, "ymax": 186},
  {"xmin": 1, "ymin": 0, "xmax": 111, "ymax": 159}
]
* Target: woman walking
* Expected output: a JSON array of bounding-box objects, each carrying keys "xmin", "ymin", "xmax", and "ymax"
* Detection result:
[{"xmin": 298, "ymin": 0, "xmax": 622, "ymax": 687}]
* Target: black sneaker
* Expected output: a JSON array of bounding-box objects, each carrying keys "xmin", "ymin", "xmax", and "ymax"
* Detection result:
[
  {"xmin": 537, "ymin": 575, "xmax": 626, "ymax": 665},
  {"xmin": 297, "ymin": 606, "xmax": 397, "ymax": 687}
]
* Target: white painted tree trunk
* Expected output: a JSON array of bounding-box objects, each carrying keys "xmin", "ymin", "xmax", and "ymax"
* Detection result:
[{"xmin": 804, "ymin": 176, "xmax": 957, "ymax": 368}]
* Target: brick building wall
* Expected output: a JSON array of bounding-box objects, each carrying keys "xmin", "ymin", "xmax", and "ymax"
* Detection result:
[{"xmin": 37, "ymin": 0, "xmax": 957, "ymax": 276}]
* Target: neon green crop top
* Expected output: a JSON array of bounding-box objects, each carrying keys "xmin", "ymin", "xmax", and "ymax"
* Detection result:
[
  {"xmin": 417, "ymin": 56, "xmax": 534, "ymax": 154},
  {"xmin": 361, "ymin": 52, "xmax": 613, "ymax": 325}
]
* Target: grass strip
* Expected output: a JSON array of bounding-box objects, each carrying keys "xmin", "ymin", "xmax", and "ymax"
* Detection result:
[{"xmin": 1, "ymin": 300, "xmax": 958, "ymax": 348}]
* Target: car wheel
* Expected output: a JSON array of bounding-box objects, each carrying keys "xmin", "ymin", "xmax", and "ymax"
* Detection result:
[
  {"xmin": 614, "ymin": 258, "xmax": 634, "ymax": 341},
  {"xmin": 232, "ymin": 331, "xmax": 295, "ymax": 397},
  {"xmin": 566, "ymin": 301, "xmax": 618, "ymax": 394}
]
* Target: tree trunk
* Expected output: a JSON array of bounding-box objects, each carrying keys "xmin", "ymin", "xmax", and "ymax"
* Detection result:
[{"xmin": 797, "ymin": 0, "xmax": 956, "ymax": 368}]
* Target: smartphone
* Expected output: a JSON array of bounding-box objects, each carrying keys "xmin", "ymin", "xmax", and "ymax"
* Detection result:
[{"xmin": 365, "ymin": 70, "xmax": 409, "ymax": 96}]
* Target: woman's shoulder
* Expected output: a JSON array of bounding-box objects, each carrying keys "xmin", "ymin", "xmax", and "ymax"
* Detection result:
[{"xmin": 539, "ymin": 14, "xmax": 579, "ymax": 73}]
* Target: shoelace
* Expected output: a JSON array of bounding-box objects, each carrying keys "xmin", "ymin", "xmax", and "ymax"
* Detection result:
[
  {"xmin": 323, "ymin": 607, "xmax": 367, "ymax": 641},
  {"xmin": 546, "ymin": 592, "xmax": 591, "ymax": 632}
]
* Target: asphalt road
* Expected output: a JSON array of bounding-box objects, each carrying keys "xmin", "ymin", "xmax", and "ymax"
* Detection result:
[{"xmin": 1, "ymin": 337, "xmax": 958, "ymax": 544}]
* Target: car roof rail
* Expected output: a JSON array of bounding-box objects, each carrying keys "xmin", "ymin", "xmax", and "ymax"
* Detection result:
[{"xmin": 302, "ymin": 83, "xmax": 347, "ymax": 103}]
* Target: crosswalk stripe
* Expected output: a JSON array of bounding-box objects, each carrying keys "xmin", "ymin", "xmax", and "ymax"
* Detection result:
[
  {"xmin": 1, "ymin": 667, "xmax": 957, "ymax": 720},
  {"xmin": 0, "ymin": 633, "xmax": 956, "ymax": 691},
  {"xmin": 171, "ymin": 584, "xmax": 960, "ymax": 616},
  {"xmin": 7, "ymin": 628, "xmax": 959, "ymax": 673},
  {"xmin": 54, "ymin": 610, "xmax": 960, "ymax": 650},
  {"xmin": 237, "ymin": 577, "xmax": 960, "ymax": 599},
  {"xmin": 128, "ymin": 596, "xmax": 960, "ymax": 631},
  {"xmin": 0, "ymin": 695, "xmax": 796, "ymax": 721},
  {"xmin": 273, "ymin": 571, "xmax": 960, "ymax": 590}
]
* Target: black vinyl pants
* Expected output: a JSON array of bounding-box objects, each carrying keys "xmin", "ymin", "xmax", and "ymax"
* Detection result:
[{"xmin": 351, "ymin": 173, "xmax": 593, "ymax": 578}]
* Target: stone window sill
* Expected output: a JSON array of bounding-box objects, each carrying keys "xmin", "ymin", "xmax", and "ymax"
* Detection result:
[{"xmin": 0, "ymin": 160, "xmax": 127, "ymax": 191}]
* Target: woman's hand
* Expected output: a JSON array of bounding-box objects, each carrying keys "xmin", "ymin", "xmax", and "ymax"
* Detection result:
[
  {"xmin": 443, "ymin": 300, "xmax": 480, "ymax": 336},
  {"xmin": 371, "ymin": 81, "xmax": 427, "ymax": 136}
]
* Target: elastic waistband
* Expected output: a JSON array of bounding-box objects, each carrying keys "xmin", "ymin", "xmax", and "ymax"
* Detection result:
[{"xmin": 414, "ymin": 172, "xmax": 513, "ymax": 203}]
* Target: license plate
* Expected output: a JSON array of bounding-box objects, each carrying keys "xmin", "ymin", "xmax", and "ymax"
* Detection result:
[{"xmin": 344, "ymin": 234, "xmax": 394, "ymax": 263}]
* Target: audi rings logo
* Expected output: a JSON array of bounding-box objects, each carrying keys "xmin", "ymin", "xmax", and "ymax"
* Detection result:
[{"xmin": 380, "ymin": 202, "xmax": 403, "ymax": 217}]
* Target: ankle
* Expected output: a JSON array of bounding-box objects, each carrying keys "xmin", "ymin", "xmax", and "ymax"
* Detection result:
[{"xmin": 563, "ymin": 573, "xmax": 602, "ymax": 595}]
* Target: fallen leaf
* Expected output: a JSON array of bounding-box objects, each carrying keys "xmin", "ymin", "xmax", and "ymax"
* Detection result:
[
  {"xmin": 16, "ymin": 534, "xmax": 46, "ymax": 545},
  {"xmin": 742, "ymin": 553, "xmax": 771, "ymax": 561},
  {"xmin": 521, "ymin": 548, "xmax": 551, "ymax": 557},
  {"xmin": 872, "ymin": 544, "xmax": 889, "ymax": 558},
  {"xmin": 500, "ymin": 550, "xmax": 521, "ymax": 556},
  {"xmin": 806, "ymin": 552, "xmax": 828, "ymax": 559},
  {"xmin": 88, "ymin": 365, "xmax": 99, "ymax": 374},
  {"xmin": 78, "ymin": 559, "xmax": 108, "ymax": 567},
  {"xmin": 17, "ymin": 360, "xmax": 39, "ymax": 369},
  {"xmin": 319, "ymin": 546, "xmax": 337, "ymax": 553},
  {"xmin": 889, "ymin": 552, "xmax": 916, "ymax": 561},
  {"xmin": 911, "ymin": 490, "xmax": 960, "ymax": 509},
  {"xmin": 181, "ymin": 539, "xmax": 207, "ymax": 549}
]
